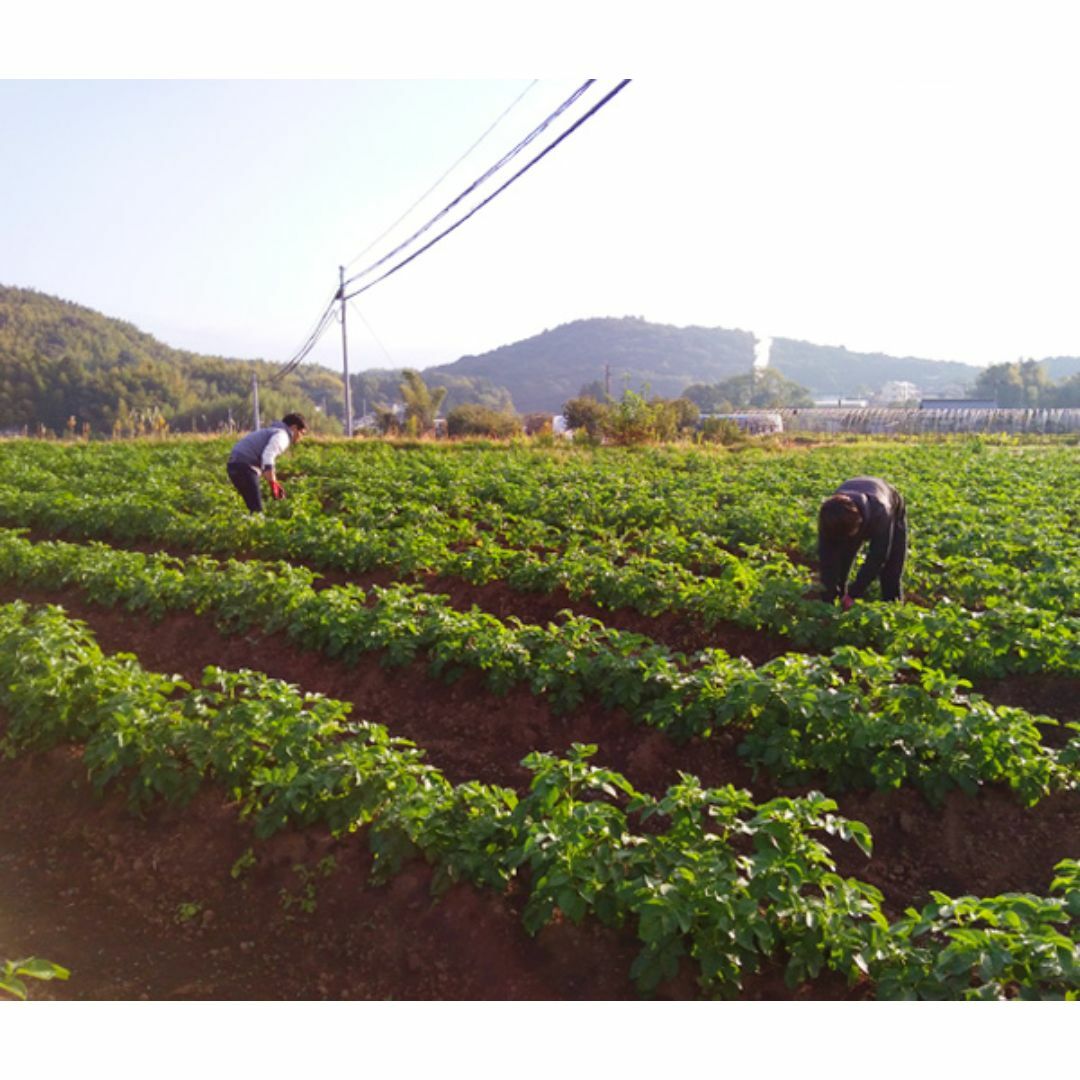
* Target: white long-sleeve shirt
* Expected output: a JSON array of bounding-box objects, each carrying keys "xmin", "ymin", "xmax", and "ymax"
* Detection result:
[{"xmin": 259, "ymin": 428, "xmax": 291, "ymax": 470}]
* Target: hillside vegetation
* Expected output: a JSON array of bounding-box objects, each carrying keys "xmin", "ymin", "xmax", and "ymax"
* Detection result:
[
  {"xmin": 429, "ymin": 317, "xmax": 757, "ymax": 412},
  {"xmin": 0, "ymin": 286, "xmax": 344, "ymax": 436},
  {"xmin": 768, "ymin": 337, "xmax": 980, "ymax": 398},
  {"xmin": 5, "ymin": 286, "xmax": 1080, "ymax": 434}
]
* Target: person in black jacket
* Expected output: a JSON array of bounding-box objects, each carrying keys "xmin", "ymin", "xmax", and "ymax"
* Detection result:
[{"xmin": 818, "ymin": 476, "xmax": 907, "ymax": 608}]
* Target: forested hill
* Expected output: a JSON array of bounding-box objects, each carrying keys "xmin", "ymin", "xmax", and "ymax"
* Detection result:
[
  {"xmin": 0, "ymin": 285, "xmax": 231, "ymax": 371},
  {"xmin": 0, "ymin": 286, "xmax": 517, "ymax": 435},
  {"xmin": 426, "ymin": 316, "xmax": 995, "ymax": 411},
  {"xmin": 6, "ymin": 287, "xmax": 1080, "ymax": 433},
  {"xmin": 0, "ymin": 285, "xmax": 346, "ymax": 436},
  {"xmin": 427, "ymin": 317, "xmax": 757, "ymax": 413},
  {"xmin": 1039, "ymin": 356, "xmax": 1080, "ymax": 381},
  {"xmin": 767, "ymin": 338, "xmax": 982, "ymax": 398}
]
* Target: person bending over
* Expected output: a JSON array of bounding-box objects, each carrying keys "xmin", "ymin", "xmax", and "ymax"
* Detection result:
[
  {"xmin": 818, "ymin": 476, "xmax": 906, "ymax": 608},
  {"xmin": 226, "ymin": 412, "xmax": 306, "ymax": 513}
]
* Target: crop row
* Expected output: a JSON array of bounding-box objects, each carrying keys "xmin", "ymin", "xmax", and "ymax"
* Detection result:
[
  {"xmin": 1, "ymin": 473, "xmax": 1078, "ymax": 681},
  {"xmin": 299, "ymin": 440, "xmax": 1080, "ymax": 613},
  {"xmin": 4, "ymin": 438, "xmax": 1076, "ymax": 615},
  {"xmin": 1, "ymin": 529, "xmax": 1076, "ymax": 805},
  {"xmin": 2, "ymin": 599, "xmax": 1078, "ymax": 1000}
]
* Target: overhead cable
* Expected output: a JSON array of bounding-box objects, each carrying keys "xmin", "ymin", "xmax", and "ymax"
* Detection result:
[
  {"xmin": 342, "ymin": 79, "xmax": 596, "ymax": 291},
  {"xmin": 349, "ymin": 299, "xmax": 396, "ymax": 367},
  {"xmin": 343, "ymin": 80, "xmax": 540, "ymax": 271},
  {"xmin": 269, "ymin": 293, "xmax": 339, "ymax": 383},
  {"xmin": 343, "ymin": 79, "xmax": 631, "ymax": 303}
]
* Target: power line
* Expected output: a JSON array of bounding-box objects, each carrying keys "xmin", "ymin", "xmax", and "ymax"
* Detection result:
[
  {"xmin": 273, "ymin": 78, "xmax": 629, "ymax": 392},
  {"xmin": 272, "ymin": 81, "xmax": 562, "ymax": 387},
  {"xmin": 343, "ymin": 79, "xmax": 596, "ymax": 291},
  {"xmin": 349, "ymin": 299, "xmax": 396, "ymax": 367},
  {"xmin": 269, "ymin": 294, "xmax": 339, "ymax": 383},
  {"xmin": 343, "ymin": 79, "xmax": 631, "ymax": 303},
  {"xmin": 343, "ymin": 80, "xmax": 540, "ymax": 272}
]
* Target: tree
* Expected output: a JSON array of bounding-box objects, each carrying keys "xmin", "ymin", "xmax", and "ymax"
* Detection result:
[
  {"xmin": 683, "ymin": 369, "xmax": 813, "ymax": 411},
  {"xmin": 972, "ymin": 360, "xmax": 1050, "ymax": 407},
  {"xmin": 563, "ymin": 396, "xmax": 610, "ymax": 440},
  {"xmin": 399, "ymin": 369, "xmax": 447, "ymax": 434},
  {"xmin": 604, "ymin": 389, "xmax": 655, "ymax": 445},
  {"xmin": 445, "ymin": 404, "xmax": 520, "ymax": 438},
  {"xmin": 1050, "ymin": 372, "xmax": 1080, "ymax": 408}
]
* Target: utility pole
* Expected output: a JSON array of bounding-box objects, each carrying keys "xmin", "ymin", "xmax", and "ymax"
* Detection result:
[
  {"xmin": 251, "ymin": 371, "xmax": 261, "ymax": 430},
  {"xmin": 339, "ymin": 266, "xmax": 354, "ymax": 437},
  {"xmin": 604, "ymin": 363, "xmax": 611, "ymax": 399}
]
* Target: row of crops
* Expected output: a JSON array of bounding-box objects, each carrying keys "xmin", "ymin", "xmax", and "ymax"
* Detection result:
[{"xmin": 1, "ymin": 434, "xmax": 1078, "ymax": 998}]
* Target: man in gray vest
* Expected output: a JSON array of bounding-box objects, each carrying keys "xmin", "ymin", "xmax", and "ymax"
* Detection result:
[{"xmin": 226, "ymin": 412, "xmax": 307, "ymax": 512}]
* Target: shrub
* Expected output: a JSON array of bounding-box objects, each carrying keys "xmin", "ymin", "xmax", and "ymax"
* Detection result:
[
  {"xmin": 563, "ymin": 396, "xmax": 610, "ymax": 440},
  {"xmin": 446, "ymin": 404, "xmax": 520, "ymax": 439}
]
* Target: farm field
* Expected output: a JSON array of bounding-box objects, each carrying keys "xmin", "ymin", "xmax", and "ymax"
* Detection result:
[{"xmin": 0, "ymin": 434, "xmax": 1078, "ymax": 1000}]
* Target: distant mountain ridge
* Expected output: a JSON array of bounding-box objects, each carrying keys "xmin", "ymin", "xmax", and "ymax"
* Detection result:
[
  {"xmin": 426, "ymin": 316, "xmax": 1002, "ymax": 411},
  {"xmin": 0, "ymin": 284, "xmax": 345, "ymax": 434},
  {"xmin": 5, "ymin": 288, "xmax": 1080, "ymax": 427},
  {"xmin": 767, "ymin": 337, "xmax": 983, "ymax": 400},
  {"xmin": 426, "ymin": 317, "xmax": 757, "ymax": 413}
]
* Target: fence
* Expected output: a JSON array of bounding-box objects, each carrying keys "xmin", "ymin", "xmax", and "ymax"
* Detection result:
[{"xmin": 776, "ymin": 407, "xmax": 1080, "ymax": 435}]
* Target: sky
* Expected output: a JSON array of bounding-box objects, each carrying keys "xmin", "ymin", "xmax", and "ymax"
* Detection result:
[{"xmin": 4, "ymin": 3, "xmax": 1080, "ymax": 385}]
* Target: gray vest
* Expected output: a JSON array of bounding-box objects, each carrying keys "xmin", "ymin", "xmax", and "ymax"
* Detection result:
[{"xmin": 228, "ymin": 421, "xmax": 289, "ymax": 468}]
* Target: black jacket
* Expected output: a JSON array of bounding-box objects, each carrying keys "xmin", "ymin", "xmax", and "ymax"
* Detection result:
[{"xmin": 819, "ymin": 477, "xmax": 905, "ymax": 600}]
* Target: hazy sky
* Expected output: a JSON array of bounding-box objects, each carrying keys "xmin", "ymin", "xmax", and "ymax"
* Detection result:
[{"xmin": 4, "ymin": 4, "xmax": 1080, "ymax": 380}]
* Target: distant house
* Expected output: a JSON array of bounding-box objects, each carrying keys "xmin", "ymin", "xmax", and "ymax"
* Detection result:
[{"xmin": 919, "ymin": 398, "xmax": 997, "ymax": 409}]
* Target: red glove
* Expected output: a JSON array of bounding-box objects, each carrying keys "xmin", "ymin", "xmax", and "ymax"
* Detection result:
[
  {"xmin": 841, "ymin": 594, "xmax": 854, "ymax": 611},
  {"xmin": 269, "ymin": 480, "xmax": 285, "ymax": 500}
]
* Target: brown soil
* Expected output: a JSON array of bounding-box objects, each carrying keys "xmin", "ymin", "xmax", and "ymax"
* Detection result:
[
  {"xmin": 25, "ymin": 528, "xmax": 792, "ymax": 664},
  {"xmin": 2, "ymin": 580, "xmax": 1079, "ymax": 1001}
]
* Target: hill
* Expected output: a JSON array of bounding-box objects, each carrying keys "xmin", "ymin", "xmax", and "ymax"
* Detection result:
[
  {"xmin": 0, "ymin": 286, "xmax": 518, "ymax": 435},
  {"xmin": 426, "ymin": 316, "xmax": 990, "ymax": 411},
  {"xmin": 0, "ymin": 285, "xmax": 345, "ymax": 436},
  {"xmin": 5, "ymin": 287, "xmax": 1080, "ymax": 428},
  {"xmin": 1039, "ymin": 356, "xmax": 1080, "ymax": 381},
  {"xmin": 767, "ymin": 338, "xmax": 981, "ymax": 399},
  {"xmin": 427, "ymin": 317, "xmax": 757, "ymax": 413}
]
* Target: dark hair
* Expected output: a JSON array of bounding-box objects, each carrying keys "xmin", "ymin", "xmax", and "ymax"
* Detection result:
[
  {"xmin": 282, "ymin": 412, "xmax": 307, "ymax": 431},
  {"xmin": 819, "ymin": 494, "xmax": 862, "ymax": 539}
]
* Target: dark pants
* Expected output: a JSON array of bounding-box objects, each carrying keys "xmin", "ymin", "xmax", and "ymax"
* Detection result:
[
  {"xmin": 227, "ymin": 462, "xmax": 263, "ymax": 513},
  {"xmin": 880, "ymin": 497, "xmax": 907, "ymax": 601}
]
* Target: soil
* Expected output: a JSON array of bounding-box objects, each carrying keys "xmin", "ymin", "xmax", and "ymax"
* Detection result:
[{"xmin": 2, "ymin": 577, "xmax": 1079, "ymax": 1001}]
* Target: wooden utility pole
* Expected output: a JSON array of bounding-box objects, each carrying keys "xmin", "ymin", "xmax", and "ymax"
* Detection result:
[
  {"xmin": 252, "ymin": 371, "xmax": 261, "ymax": 430},
  {"xmin": 340, "ymin": 266, "xmax": 354, "ymax": 436}
]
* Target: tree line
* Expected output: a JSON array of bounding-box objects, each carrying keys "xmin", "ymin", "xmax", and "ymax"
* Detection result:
[{"xmin": 971, "ymin": 359, "xmax": 1080, "ymax": 408}]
